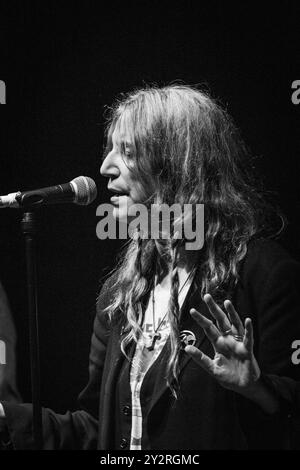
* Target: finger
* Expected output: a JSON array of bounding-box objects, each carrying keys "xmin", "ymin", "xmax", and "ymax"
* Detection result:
[
  {"xmin": 244, "ymin": 318, "xmax": 254, "ymax": 352},
  {"xmin": 223, "ymin": 300, "xmax": 244, "ymax": 335},
  {"xmin": 185, "ymin": 345, "xmax": 214, "ymax": 375},
  {"xmin": 204, "ymin": 294, "xmax": 231, "ymax": 333},
  {"xmin": 190, "ymin": 308, "xmax": 220, "ymax": 345}
]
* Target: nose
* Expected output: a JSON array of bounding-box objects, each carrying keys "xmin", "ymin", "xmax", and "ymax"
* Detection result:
[{"xmin": 100, "ymin": 150, "xmax": 119, "ymax": 178}]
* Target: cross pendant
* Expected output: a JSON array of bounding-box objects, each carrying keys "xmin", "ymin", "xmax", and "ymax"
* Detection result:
[{"xmin": 146, "ymin": 333, "xmax": 161, "ymax": 351}]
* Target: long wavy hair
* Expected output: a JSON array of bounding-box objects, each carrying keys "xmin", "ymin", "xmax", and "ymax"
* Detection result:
[{"xmin": 99, "ymin": 84, "xmax": 283, "ymax": 396}]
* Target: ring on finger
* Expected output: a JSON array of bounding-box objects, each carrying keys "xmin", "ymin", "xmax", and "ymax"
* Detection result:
[
  {"xmin": 220, "ymin": 327, "xmax": 232, "ymax": 336},
  {"xmin": 233, "ymin": 334, "xmax": 244, "ymax": 342}
]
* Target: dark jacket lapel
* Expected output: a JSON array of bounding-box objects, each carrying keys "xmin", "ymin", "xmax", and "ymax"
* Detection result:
[{"xmin": 145, "ymin": 271, "xmax": 212, "ymax": 415}]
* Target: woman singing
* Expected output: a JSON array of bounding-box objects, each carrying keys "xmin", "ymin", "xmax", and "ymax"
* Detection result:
[{"xmin": 0, "ymin": 85, "xmax": 299, "ymax": 449}]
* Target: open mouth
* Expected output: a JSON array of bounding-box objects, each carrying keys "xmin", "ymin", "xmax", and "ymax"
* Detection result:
[
  {"xmin": 109, "ymin": 190, "xmax": 129, "ymax": 204},
  {"xmin": 108, "ymin": 186, "xmax": 129, "ymax": 198},
  {"xmin": 110, "ymin": 192, "xmax": 128, "ymax": 198}
]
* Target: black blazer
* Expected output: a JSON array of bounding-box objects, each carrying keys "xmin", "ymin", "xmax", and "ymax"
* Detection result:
[
  {"xmin": 2, "ymin": 239, "xmax": 300, "ymax": 449},
  {"xmin": 0, "ymin": 281, "xmax": 21, "ymax": 404}
]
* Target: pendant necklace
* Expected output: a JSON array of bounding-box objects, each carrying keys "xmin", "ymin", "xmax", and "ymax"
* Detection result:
[{"xmin": 146, "ymin": 267, "xmax": 196, "ymax": 351}]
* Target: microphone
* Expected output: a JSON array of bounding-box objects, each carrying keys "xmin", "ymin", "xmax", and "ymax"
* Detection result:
[{"xmin": 0, "ymin": 176, "xmax": 97, "ymax": 209}]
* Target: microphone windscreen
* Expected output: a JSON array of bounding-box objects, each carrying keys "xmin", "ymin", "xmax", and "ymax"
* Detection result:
[{"xmin": 70, "ymin": 176, "xmax": 97, "ymax": 206}]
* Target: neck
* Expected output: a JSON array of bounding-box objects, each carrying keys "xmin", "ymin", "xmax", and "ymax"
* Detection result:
[{"xmin": 177, "ymin": 245, "xmax": 198, "ymax": 272}]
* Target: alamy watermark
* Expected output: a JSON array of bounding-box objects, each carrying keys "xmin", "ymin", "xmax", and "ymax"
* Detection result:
[
  {"xmin": 0, "ymin": 340, "xmax": 6, "ymax": 365},
  {"xmin": 0, "ymin": 80, "xmax": 6, "ymax": 104},
  {"xmin": 291, "ymin": 340, "xmax": 300, "ymax": 365},
  {"xmin": 291, "ymin": 80, "xmax": 300, "ymax": 105},
  {"xmin": 96, "ymin": 203, "xmax": 204, "ymax": 250}
]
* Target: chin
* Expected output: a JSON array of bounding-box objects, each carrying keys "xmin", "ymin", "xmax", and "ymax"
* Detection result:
[
  {"xmin": 112, "ymin": 196, "xmax": 136, "ymax": 220},
  {"xmin": 112, "ymin": 207, "xmax": 129, "ymax": 223}
]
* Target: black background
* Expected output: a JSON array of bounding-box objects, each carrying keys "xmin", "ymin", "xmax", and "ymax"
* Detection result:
[{"xmin": 0, "ymin": 1, "xmax": 299, "ymax": 412}]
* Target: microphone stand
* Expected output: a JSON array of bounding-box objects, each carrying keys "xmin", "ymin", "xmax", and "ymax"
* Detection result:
[{"xmin": 20, "ymin": 211, "xmax": 42, "ymax": 450}]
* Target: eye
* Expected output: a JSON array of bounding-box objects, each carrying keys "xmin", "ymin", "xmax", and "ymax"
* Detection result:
[{"xmin": 121, "ymin": 142, "xmax": 133, "ymax": 159}]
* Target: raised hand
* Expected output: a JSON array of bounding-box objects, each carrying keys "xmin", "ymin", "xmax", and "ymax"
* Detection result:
[{"xmin": 185, "ymin": 294, "xmax": 261, "ymax": 394}]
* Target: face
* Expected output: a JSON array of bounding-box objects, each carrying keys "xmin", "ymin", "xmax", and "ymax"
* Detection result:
[{"xmin": 100, "ymin": 127, "xmax": 146, "ymax": 223}]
